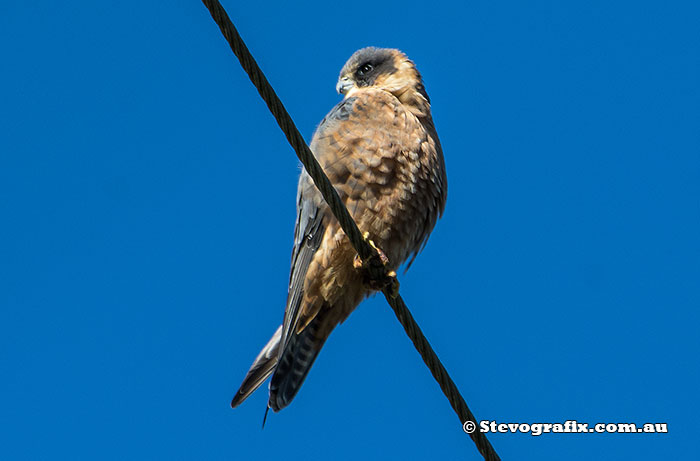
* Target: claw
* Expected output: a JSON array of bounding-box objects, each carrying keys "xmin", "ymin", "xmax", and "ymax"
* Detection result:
[
  {"xmin": 363, "ymin": 232, "xmax": 389, "ymax": 265},
  {"xmin": 353, "ymin": 232, "xmax": 399, "ymax": 296},
  {"xmin": 353, "ymin": 254, "xmax": 364, "ymax": 269},
  {"xmin": 386, "ymin": 271, "xmax": 400, "ymax": 299}
]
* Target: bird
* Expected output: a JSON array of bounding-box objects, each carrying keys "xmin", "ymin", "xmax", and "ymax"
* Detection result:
[{"xmin": 231, "ymin": 47, "xmax": 447, "ymax": 412}]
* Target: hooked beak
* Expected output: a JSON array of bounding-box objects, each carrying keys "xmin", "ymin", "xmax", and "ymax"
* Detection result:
[{"xmin": 336, "ymin": 76, "xmax": 354, "ymax": 95}]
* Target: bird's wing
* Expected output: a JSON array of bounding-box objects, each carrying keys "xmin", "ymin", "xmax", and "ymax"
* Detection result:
[
  {"xmin": 230, "ymin": 325, "xmax": 281, "ymax": 408},
  {"xmin": 278, "ymin": 174, "xmax": 326, "ymax": 354},
  {"xmin": 277, "ymin": 95, "xmax": 368, "ymax": 354}
]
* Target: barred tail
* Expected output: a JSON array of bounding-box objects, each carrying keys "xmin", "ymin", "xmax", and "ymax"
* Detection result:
[{"xmin": 269, "ymin": 315, "xmax": 327, "ymax": 412}]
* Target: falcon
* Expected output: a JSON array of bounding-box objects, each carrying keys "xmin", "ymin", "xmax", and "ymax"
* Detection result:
[{"xmin": 231, "ymin": 47, "xmax": 447, "ymax": 412}]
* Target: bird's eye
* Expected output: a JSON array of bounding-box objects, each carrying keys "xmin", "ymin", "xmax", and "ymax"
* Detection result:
[{"xmin": 357, "ymin": 63, "xmax": 374, "ymax": 76}]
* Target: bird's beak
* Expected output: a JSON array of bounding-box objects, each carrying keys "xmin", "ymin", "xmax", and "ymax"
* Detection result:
[{"xmin": 336, "ymin": 76, "xmax": 354, "ymax": 95}]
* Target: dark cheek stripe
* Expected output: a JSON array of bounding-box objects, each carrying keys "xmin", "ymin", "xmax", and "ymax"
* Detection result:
[{"xmin": 355, "ymin": 58, "xmax": 397, "ymax": 88}]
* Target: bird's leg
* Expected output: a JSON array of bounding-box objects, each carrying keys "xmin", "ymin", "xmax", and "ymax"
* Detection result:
[
  {"xmin": 353, "ymin": 232, "xmax": 400, "ymax": 298},
  {"xmin": 352, "ymin": 232, "xmax": 388, "ymax": 267}
]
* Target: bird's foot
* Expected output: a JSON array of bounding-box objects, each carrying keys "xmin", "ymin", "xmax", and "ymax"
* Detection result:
[
  {"xmin": 352, "ymin": 232, "xmax": 388, "ymax": 268},
  {"xmin": 353, "ymin": 232, "xmax": 400, "ymax": 298}
]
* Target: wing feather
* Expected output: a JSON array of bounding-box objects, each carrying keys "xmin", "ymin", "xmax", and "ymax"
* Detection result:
[{"xmin": 277, "ymin": 97, "xmax": 359, "ymax": 354}]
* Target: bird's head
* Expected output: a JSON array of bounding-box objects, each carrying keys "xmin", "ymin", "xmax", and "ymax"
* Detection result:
[{"xmin": 336, "ymin": 47, "xmax": 430, "ymax": 116}]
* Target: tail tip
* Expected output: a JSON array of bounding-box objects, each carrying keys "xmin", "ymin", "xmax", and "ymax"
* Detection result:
[{"xmin": 231, "ymin": 393, "xmax": 244, "ymax": 409}]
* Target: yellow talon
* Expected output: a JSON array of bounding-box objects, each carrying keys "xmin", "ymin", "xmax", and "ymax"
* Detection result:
[
  {"xmin": 353, "ymin": 233, "xmax": 398, "ymax": 295},
  {"xmin": 353, "ymin": 254, "xmax": 363, "ymax": 269},
  {"xmin": 364, "ymin": 232, "xmax": 378, "ymax": 250},
  {"xmin": 386, "ymin": 272, "xmax": 400, "ymax": 298}
]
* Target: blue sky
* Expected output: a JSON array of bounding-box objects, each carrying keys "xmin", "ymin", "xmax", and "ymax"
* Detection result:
[{"xmin": 1, "ymin": 1, "xmax": 698, "ymax": 459}]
